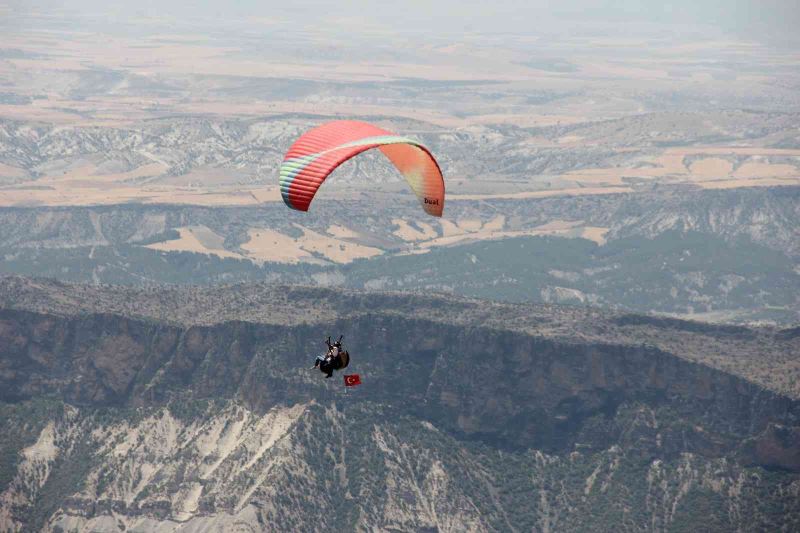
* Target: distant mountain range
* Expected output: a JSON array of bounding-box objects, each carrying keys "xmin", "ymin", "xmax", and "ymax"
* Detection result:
[{"xmin": 1, "ymin": 186, "xmax": 797, "ymax": 325}]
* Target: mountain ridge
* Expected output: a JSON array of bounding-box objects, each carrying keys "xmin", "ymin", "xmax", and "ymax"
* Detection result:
[
  {"xmin": 1, "ymin": 278, "xmax": 800, "ymax": 531},
  {"xmin": 3, "ymin": 275, "xmax": 798, "ymax": 399}
]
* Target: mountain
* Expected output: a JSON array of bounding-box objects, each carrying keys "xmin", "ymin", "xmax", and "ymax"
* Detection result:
[
  {"xmin": 1, "ymin": 186, "xmax": 798, "ymax": 325},
  {"xmin": 1, "ymin": 277, "xmax": 799, "ymax": 531}
]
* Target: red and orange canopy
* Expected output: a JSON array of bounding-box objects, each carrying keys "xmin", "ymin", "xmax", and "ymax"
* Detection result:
[{"xmin": 279, "ymin": 120, "xmax": 445, "ymax": 216}]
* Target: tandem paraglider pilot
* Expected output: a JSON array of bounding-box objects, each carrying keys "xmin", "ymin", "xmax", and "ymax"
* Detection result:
[{"xmin": 312, "ymin": 335, "xmax": 350, "ymax": 378}]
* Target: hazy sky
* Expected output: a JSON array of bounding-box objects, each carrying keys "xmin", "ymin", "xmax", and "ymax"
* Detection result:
[{"xmin": 6, "ymin": 0, "xmax": 800, "ymax": 46}]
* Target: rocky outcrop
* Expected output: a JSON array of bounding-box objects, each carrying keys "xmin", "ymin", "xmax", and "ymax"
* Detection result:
[
  {"xmin": 743, "ymin": 423, "xmax": 800, "ymax": 471},
  {"xmin": 1, "ymin": 401, "xmax": 799, "ymax": 532}
]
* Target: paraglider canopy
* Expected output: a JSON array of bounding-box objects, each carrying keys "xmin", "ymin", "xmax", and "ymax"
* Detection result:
[{"xmin": 279, "ymin": 120, "xmax": 445, "ymax": 216}]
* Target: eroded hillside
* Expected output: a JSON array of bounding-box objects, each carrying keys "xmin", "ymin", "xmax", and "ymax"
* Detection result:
[
  {"xmin": 2, "ymin": 401, "xmax": 799, "ymax": 532},
  {"xmin": 0, "ymin": 279, "xmax": 799, "ymax": 531}
]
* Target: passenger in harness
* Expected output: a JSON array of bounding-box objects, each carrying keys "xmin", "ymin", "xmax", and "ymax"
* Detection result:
[{"xmin": 312, "ymin": 336, "xmax": 348, "ymax": 378}]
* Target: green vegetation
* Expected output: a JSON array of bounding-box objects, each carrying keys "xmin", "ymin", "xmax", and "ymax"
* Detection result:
[
  {"xmin": 0, "ymin": 244, "xmax": 319, "ymax": 285},
  {"xmin": 344, "ymin": 231, "xmax": 800, "ymax": 322},
  {"xmin": 0, "ymin": 399, "xmax": 64, "ymax": 492},
  {"xmin": 3, "ymin": 229, "xmax": 795, "ymax": 323}
]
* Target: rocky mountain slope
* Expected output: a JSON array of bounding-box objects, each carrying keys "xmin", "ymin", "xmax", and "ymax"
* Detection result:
[{"xmin": 1, "ymin": 278, "xmax": 799, "ymax": 531}]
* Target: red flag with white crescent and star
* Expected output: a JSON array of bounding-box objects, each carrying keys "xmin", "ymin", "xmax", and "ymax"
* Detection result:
[{"xmin": 344, "ymin": 374, "xmax": 361, "ymax": 387}]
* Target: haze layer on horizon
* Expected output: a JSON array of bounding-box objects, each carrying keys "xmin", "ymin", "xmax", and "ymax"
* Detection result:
[{"xmin": 4, "ymin": 0, "xmax": 799, "ymax": 46}]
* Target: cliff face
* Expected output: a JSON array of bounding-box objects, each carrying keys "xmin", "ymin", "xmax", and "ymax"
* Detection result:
[
  {"xmin": 1, "ymin": 292, "xmax": 800, "ymax": 531},
  {"xmin": 2, "ymin": 308, "xmax": 798, "ymax": 465}
]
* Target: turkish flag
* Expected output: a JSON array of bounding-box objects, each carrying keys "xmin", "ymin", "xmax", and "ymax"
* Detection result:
[{"xmin": 344, "ymin": 374, "xmax": 361, "ymax": 387}]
